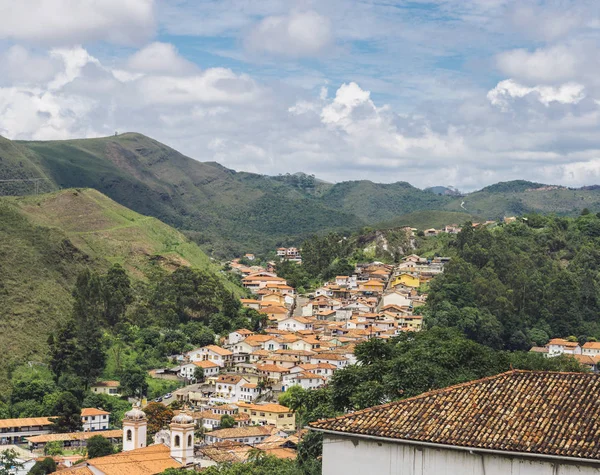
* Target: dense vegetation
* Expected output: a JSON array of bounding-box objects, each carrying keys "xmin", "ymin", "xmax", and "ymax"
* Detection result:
[
  {"xmin": 425, "ymin": 214, "xmax": 600, "ymax": 348},
  {"xmin": 5, "ymin": 133, "xmax": 600, "ymax": 258},
  {"xmin": 0, "ymin": 188, "xmax": 239, "ymax": 389}
]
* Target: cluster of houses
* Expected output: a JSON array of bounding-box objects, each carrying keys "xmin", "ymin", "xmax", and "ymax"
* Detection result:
[
  {"xmin": 276, "ymin": 247, "xmax": 302, "ymax": 262},
  {"xmin": 530, "ymin": 338, "xmax": 600, "ymax": 371}
]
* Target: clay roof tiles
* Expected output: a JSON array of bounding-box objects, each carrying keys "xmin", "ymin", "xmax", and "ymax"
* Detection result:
[{"xmin": 310, "ymin": 371, "xmax": 600, "ymax": 460}]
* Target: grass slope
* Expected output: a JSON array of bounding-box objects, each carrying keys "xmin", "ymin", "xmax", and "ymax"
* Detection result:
[{"xmin": 0, "ymin": 188, "xmax": 239, "ymax": 387}]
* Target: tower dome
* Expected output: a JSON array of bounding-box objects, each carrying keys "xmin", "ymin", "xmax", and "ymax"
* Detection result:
[
  {"xmin": 125, "ymin": 403, "xmax": 146, "ymax": 421},
  {"xmin": 171, "ymin": 409, "xmax": 193, "ymax": 425}
]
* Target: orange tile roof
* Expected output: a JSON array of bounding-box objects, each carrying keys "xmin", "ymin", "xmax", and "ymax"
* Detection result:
[
  {"xmin": 203, "ymin": 344, "xmax": 233, "ymax": 356},
  {"xmin": 87, "ymin": 444, "xmax": 180, "ymax": 475},
  {"xmin": 208, "ymin": 425, "xmax": 272, "ymax": 440},
  {"xmin": 0, "ymin": 417, "xmax": 53, "ymax": 429},
  {"xmin": 81, "ymin": 408, "xmax": 110, "ymax": 417},
  {"xmin": 28, "ymin": 430, "xmax": 122, "ymax": 444},
  {"xmin": 257, "ymin": 364, "xmax": 290, "ymax": 373},
  {"xmin": 311, "ymin": 371, "xmax": 600, "ymax": 460},
  {"xmin": 91, "ymin": 381, "xmax": 120, "ymax": 388},
  {"xmin": 583, "ymin": 341, "xmax": 600, "ymax": 350},
  {"xmin": 193, "ymin": 360, "xmax": 220, "ymax": 368},
  {"xmin": 237, "ymin": 402, "xmax": 293, "ymax": 413},
  {"xmin": 547, "ymin": 338, "xmax": 580, "ymax": 348}
]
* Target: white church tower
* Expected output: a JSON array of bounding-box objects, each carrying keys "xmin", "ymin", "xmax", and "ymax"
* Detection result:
[
  {"xmin": 122, "ymin": 404, "xmax": 147, "ymax": 452},
  {"xmin": 169, "ymin": 409, "xmax": 195, "ymax": 466}
]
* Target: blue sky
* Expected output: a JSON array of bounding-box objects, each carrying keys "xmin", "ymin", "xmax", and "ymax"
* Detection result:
[{"xmin": 0, "ymin": 0, "xmax": 599, "ymax": 190}]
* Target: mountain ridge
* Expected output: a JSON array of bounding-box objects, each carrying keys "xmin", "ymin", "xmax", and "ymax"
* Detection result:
[{"xmin": 2, "ymin": 132, "xmax": 600, "ymax": 256}]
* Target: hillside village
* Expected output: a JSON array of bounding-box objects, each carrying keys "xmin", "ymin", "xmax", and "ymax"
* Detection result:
[{"xmin": 0, "ymin": 249, "xmax": 442, "ymax": 471}]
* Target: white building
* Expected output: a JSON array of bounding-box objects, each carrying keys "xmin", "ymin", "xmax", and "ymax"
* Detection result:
[
  {"xmin": 228, "ymin": 329, "xmax": 255, "ymax": 345},
  {"xmin": 204, "ymin": 426, "xmax": 272, "ymax": 445},
  {"xmin": 311, "ymin": 371, "xmax": 600, "ymax": 475},
  {"xmin": 211, "ymin": 375, "xmax": 250, "ymax": 404},
  {"xmin": 277, "ymin": 316, "xmax": 314, "ymax": 332},
  {"xmin": 582, "ymin": 341, "xmax": 600, "ymax": 356},
  {"xmin": 81, "ymin": 408, "xmax": 110, "ymax": 432},
  {"xmin": 179, "ymin": 360, "xmax": 220, "ymax": 379},
  {"xmin": 188, "ymin": 345, "xmax": 233, "ymax": 367},
  {"xmin": 546, "ymin": 338, "xmax": 582, "ymax": 357}
]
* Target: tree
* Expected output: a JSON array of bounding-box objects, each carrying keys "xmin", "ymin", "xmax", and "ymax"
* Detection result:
[
  {"xmin": 119, "ymin": 367, "xmax": 149, "ymax": 398},
  {"xmin": 87, "ymin": 435, "xmax": 114, "ymax": 458},
  {"xmin": 193, "ymin": 366, "xmax": 204, "ymax": 383},
  {"xmin": 143, "ymin": 402, "xmax": 174, "ymax": 434},
  {"xmin": 43, "ymin": 441, "xmax": 63, "ymax": 456},
  {"xmin": 101, "ymin": 264, "xmax": 133, "ymax": 327},
  {"xmin": 50, "ymin": 392, "xmax": 82, "ymax": 433},
  {"xmin": 28, "ymin": 457, "xmax": 56, "ymax": 475},
  {"xmin": 220, "ymin": 414, "xmax": 235, "ymax": 429},
  {"xmin": 0, "ymin": 450, "xmax": 23, "ymax": 475}
]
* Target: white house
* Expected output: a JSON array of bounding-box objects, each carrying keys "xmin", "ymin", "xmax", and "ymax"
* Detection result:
[
  {"xmin": 211, "ymin": 375, "xmax": 250, "ymax": 404},
  {"xmin": 228, "ymin": 329, "xmax": 254, "ymax": 345},
  {"xmin": 81, "ymin": 408, "xmax": 110, "ymax": 432},
  {"xmin": 380, "ymin": 291, "xmax": 412, "ymax": 309},
  {"xmin": 239, "ymin": 383, "xmax": 260, "ymax": 402},
  {"xmin": 546, "ymin": 338, "xmax": 582, "ymax": 357},
  {"xmin": 310, "ymin": 353, "xmax": 348, "ymax": 369},
  {"xmin": 188, "ymin": 345, "xmax": 233, "ymax": 367},
  {"xmin": 277, "ymin": 316, "xmax": 314, "ymax": 331},
  {"xmin": 179, "ymin": 360, "xmax": 220, "ymax": 379},
  {"xmin": 311, "ymin": 371, "xmax": 600, "ymax": 475},
  {"xmin": 204, "ymin": 426, "xmax": 272, "ymax": 446},
  {"xmin": 582, "ymin": 341, "xmax": 600, "ymax": 356}
]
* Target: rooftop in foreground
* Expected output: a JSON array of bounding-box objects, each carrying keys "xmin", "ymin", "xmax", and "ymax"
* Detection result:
[{"xmin": 310, "ymin": 370, "xmax": 600, "ymax": 461}]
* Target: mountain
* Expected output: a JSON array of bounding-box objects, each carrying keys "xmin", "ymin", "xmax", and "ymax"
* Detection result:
[
  {"xmin": 425, "ymin": 186, "xmax": 463, "ymax": 196},
  {"xmin": 3, "ymin": 133, "xmax": 600, "ymax": 256},
  {"xmin": 0, "ymin": 188, "xmax": 238, "ymax": 387}
]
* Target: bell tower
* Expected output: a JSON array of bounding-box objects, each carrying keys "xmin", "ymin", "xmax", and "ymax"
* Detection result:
[
  {"xmin": 122, "ymin": 403, "xmax": 147, "ymax": 452},
  {"xmin": 169, "ymin": 408, "xmax": 195, "ymax": 465}
]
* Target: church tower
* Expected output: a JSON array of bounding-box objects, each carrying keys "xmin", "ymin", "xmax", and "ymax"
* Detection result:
[
  {"xmin": 169, "ymin": 409, "xmax": 195, "ymax": 465},
  {"xmin": 122, "ymin": 403, "xmax": 147, "ymax": 452}
]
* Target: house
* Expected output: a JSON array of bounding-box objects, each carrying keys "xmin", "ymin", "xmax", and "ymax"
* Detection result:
[
  {"xmin": 81, "ymin": 408, "xmax": 110, "ymax": 432},
  {"xmin": 278, "ymin": 317, "xmax": 314, "ymax": 332},
  {"xmin": 27, "ymin": 429, "xmax": 122, "ymax": 451},
  {"xmin": 90, "ymin": 381, "xmax": 121, "ymax": 397},
  {"xmin": 188, "ymin": 345, "xmax": 233, "ymax": 367},
  {"xmin": 244, "ymin": 254, "xmax": 255, "ymax": 261},
  {"xmin": 212, "ymin": 375, "xmax": 250, "ymax": 404},
  {"xmin": 380, "ymin": 292, "xmax": 412, "ymax": 309},
  {"xmin": 204, "ymin": 426, "xmax": 272, "ymax": 446},
  {"xmin": 311, "ymin": 371, "xmax": 600, "ymax": 475},
  {"xmin": 261, "ymin": 293, "xmax": 287, "ymax": 306},
  {"xmin": 178, "ymin": 360, "xmax": 220, "ymax": 379},
  {"xmin": 259, "ymin": 305, "xmax": 290, "ymax": 321},
  {"xmin": 359, "ymin": 280, "xmax": 386, "ymax": 293},
  {"xmin": 310, "ymin": 353, "xmax": 348, "ymax": 369},
  {"xmin": 0, "ymin": 417, "xmax": 54, "ymax": 444},
  {"xmin": 546, "ymin": 338, "xmax": 582, "ymax": 356},
  {"xmin": 582, "ymin": 341, "xmax": 600, "ymax": 356},
  {"xmin": 228, "ymin": 329, "xmax": 255, "ymax": 345},
  {"xmin": 257, "ymin": 363, "xmax": 291, "ymax": 381},
  {"xmin": 424, "ymin": 228, "xmax": 439, "ymax": 236},
  {"xmin": 239, "ymin": 383, "xmax": 261, "ymax": 402},
  {"xmin": 391, "ymin": 273, "xmax": 420, "ymax": 288},
  {"xmin": 236, "ymin": 403, "xmax": 296, "ymax": 430},
  {"xmin": 240, "ymin": 299, "xmax": 261, "ymax": 310}
]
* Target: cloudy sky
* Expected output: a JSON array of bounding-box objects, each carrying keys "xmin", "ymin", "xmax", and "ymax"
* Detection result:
[{"xmin": 1, "ymin": 0, "xmax": 599, "ymax": 190}]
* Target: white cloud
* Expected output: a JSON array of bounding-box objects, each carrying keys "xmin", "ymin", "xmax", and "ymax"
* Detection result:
[
  {"xmin": 487, "ymin": 79, "xmax": 586, "ymax": 109},
  {"xmin": 128, "ymin": 42, "xmax": 198, "ymax": 75},
  {"xmin": 245, "ymin": 10, "xmax": 332, "ymax": 57},
  {"xmin": 0, "ymin": 0, "xmax": 155, "ymax": 46},
  {"xmin": 496, "ymin": 45, "xmax": 581, "ymax": 84}
]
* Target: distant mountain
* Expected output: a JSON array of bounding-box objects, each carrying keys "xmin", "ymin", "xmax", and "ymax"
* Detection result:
[
  {"xmin": 425, "ymin": 186, "xmax": 463, "ymax": 196},
  {"xmin": 2, "ymin": 133, "xmax": 600, "ymax": 256},
  {"xmin": 0, "ymin": 188, "xmax": 237, "ymax": 387}
]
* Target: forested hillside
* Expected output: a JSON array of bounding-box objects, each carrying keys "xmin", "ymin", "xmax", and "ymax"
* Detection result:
[
  {"xmin": 424, "ymin": 213, "xmax": 600, "ymax": 348},
  {"xmin": 3, "ymin": 133, "xmax": 600, "ymax": 257},
  {"xmin": 0, "ymin": 188, "xmax": 241, "ymax": 389}
]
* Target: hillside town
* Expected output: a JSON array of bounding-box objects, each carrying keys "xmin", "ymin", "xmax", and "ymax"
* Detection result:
[{"xmin": 0, "ymin": 251, "xmax": 440, "ymax": 472}]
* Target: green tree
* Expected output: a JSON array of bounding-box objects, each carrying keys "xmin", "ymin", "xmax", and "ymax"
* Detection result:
[
  {"xmin": 193, "ymin": 366, "xmax": 205, "ymax": 383},
  {"xmin": 119, "ymin": 366, "xmax": 149, "ymax": 398},
  {"xmin": 50, "ymin": 392, "xmax": 82, "ymax": 433},
  {"xmin": 220, "ymin": 414, "xmax": 235, "ymax": 429},
  {"xmin": 0, "ymin": 449, "xmax": 23, "ymax": 475},
  {"xmin": 86, "ymin": 435, "xmax": 114, "ymax": 458},
  {"xmin": 101, "ymin": 264, "xmax": 133, "ymax": 327},
  {"xmin": 43, "ymin": 441, "xmax": 64, "ymax": 456},
  {"xmin": 28, "ymin": 457, "xmax": 56, "ymax": 475}
]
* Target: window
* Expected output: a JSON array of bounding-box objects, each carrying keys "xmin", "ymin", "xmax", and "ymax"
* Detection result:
[
  {"xmin": 174, "ymin": 435, "xmax": 180, "ymax": 447},
  {"xmin": 278, "ymin": 414, "xmax": 284, "ymax": 418},
  {"xmin": 188, "ymin": 435, "xmax": 192, "ymax": 446},
  {"xmin": 126, "ymin": 429, "xmax": 132, "ymax": 441}
]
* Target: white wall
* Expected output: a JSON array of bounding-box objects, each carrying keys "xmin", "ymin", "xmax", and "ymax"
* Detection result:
[{"xmin": 322, "ymin": 434, "xmax": 600, "ymax": 475}]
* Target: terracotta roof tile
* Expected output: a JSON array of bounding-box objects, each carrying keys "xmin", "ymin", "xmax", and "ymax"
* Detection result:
[{"xmin": 310, "ymin": 371, "xmax": 600, "ymax": 460}]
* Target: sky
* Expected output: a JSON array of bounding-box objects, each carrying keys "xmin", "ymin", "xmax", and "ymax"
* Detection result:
[{"xmin": 0, "ymin": 0, "xmax": 600, "ymax": 190}]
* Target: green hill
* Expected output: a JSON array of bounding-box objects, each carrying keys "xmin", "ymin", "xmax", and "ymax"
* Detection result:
[
  {"xmin": 3, "ymin": 134, "xmax": 600, "ymax": 256},
  {"xmin": 0, "ymin": 188, "xmax": 238, "ymax": 386}
]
